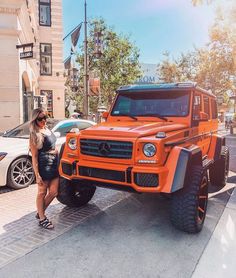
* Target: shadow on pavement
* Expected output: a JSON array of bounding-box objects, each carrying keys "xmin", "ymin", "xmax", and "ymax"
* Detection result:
[
  {"xmin": 0, "ymin": 186, "xmax": 13, "ymax": 195},
  {"xmin": 227, "ymin": 175, "xmax": 236, "ymax": 184}
]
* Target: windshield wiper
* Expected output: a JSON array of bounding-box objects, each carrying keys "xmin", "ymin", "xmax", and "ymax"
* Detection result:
[
  {"xmin": 117, "ymin": 114, "xmax": 138, "ymax": 121},
  {"xmin": 136, "ymin": 113, "xmax": 168, "ymax": 121}
]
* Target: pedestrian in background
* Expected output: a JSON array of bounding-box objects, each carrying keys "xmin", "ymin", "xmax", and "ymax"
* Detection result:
[
  {"xmin": 225, "ymin": 119, "xmax": 229, "ymax": 129},
  {"xmin": 29, "ymin": 108, "xmax": 59, "ymax": 229}
]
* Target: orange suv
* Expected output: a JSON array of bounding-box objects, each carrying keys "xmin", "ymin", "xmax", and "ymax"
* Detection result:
[{"xmin": 58, "ymin": 82, "xmax": 229, "ymax": 233}]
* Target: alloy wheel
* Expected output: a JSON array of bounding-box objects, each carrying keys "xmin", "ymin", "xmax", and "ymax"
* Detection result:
[{"xmin": 9, "ymin": 158, "xmax": 35, "ymax": 189}]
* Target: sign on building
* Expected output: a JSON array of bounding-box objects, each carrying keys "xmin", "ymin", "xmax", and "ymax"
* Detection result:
[{"xmin": 16, "ymin": 43, "xmax": 34, "ymax": 60}]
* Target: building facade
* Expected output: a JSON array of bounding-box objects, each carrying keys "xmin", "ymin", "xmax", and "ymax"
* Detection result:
[
  {"xmin": 0, "ymin": 0, "xmax": 65, "ymax": 132},
  {"xmin": 136, "ymin": 63, "xmax": 158, "ymax": 84}
]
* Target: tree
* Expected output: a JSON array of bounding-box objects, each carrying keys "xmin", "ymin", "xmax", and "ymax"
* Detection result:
[
  {"xmin": 156, "ymin": 16, "xmax": 236, "ymax": 98},
  {"xmin": 156, "ymin": 52, "xmax": 180, "ymax": 83},
  {"xmin": 76, "ymin": 19, "xmax": 142, "ymax": 111},
  {"xmin": 157, "ymin": 52, "xmax": 198, "ymax": 83},
  {"xmin": 196, "ymin": 23, "xmax": 235, "ymax": 96}
]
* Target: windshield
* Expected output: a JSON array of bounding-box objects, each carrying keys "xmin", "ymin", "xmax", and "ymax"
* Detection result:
[
  {"xmin": 111, "ymin": 91, "xmax": 190, "ymax": 118},
  {"xmin": 3, "ymin": 119, "xmax": 60, "ymax": 139}
]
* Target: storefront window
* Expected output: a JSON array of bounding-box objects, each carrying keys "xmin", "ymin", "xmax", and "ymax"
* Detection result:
[
  {"xmin": 39, "ymin": 0, "xmax": 51, "ymax": 26},
  {"xmin": 40, "ymin": 43, "xmax": 52, "ymax": 75}
]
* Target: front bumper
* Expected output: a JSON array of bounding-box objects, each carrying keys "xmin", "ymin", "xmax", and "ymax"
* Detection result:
[{"xmin": 59, "ymin": 159, "xmax": 168, "ymax": 193}]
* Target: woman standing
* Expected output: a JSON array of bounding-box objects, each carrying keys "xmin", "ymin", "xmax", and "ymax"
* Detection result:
[{"xmin": 29, "ymin": 108, "xmax": 59, "ymax": 229}]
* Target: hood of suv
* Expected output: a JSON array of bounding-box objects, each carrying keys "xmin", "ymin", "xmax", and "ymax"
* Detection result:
[{"xmin": 80, "ymin": 121, "xmax": 188, "ymax": 138}]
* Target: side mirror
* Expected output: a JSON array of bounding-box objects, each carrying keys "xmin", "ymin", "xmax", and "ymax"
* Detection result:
[
  {"xmin": 199, "ymin": 112, "xmax": 209, "ymax": 121},
  {"xmin": 54, "ymin": 131, "xmax": 61, "ymax": 138},
  {"xmin": 102, "ymin": 111, "xmax": 109, "ymax": 119}
]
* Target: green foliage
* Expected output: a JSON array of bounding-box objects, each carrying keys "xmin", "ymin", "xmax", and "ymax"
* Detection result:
[
  {"xmin": 76, "ymin": 19, "xmax": 142, "ymax": 110},
  {"xmin": 157, "ymin": 15, "xmax": 236, "ymax": 98},
  {"xmin": 65, "ymin": 107, "xmax": 70, "ymax": 118}
]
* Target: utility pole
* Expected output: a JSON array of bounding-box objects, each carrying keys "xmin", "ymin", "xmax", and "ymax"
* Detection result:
[{"xmin": 83, "ymin": 0, "xmax": 89, "ymax": 119}]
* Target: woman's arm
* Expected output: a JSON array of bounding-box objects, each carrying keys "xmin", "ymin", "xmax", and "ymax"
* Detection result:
[{"xmin": 30, "ymin": 138, "xmax": 43, "ymax": 185}]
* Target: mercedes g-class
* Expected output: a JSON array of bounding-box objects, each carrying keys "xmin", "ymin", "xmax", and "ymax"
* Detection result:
[{"xmin": 57, "ymin": 82, "xmax": 229, "ymax": 233}]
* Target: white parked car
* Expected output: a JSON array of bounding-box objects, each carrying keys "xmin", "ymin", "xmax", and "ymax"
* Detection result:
[{"xmin": 0, "ymin": 118, "xmax": 95, "ymax": 189}]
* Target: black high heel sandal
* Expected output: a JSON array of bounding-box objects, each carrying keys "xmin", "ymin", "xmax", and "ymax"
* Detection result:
[{"xmin": 39, "ymin": 218, "xmax": 54, "ymax": 229}]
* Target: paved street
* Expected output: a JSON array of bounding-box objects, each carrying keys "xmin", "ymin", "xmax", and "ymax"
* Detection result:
[
  {"xmin": 0, "ymin": 135, "xmax": 235, "ymax": 278},
  {"xmin": 0, "ymin": 176, "xmax": 235, "ymax": 278}
]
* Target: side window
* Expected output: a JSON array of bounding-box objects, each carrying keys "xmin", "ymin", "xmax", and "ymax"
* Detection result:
[
  {"xmin": 193, "ymin": 94, "xmax": 201, "ymax": 120},
  {"xmin": 203, "ymin": 96, "xmax": 210, "ymax": 117},
  {"xmin": 211, "ymin": 99, "xmax": 218, "ymax": 119}
]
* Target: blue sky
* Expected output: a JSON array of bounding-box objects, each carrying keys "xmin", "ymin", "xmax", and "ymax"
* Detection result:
[{"xmin": 63, "ymin": 0, "xmax": 220, "ymax": 64}]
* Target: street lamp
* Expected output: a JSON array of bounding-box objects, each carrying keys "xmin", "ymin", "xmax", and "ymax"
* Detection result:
[
  {"xmin": 94, "ymin": 25, "xmax": 103, "ymax": 58},
  {"xmin": 70, "ymin": 67, "xmax": 79, "ymax": 92},
  {"xmin": 83, "ymin": 0, "xmax": 89, "ymax": 119},
  {"xmin": 83, "ymin": 2, "xmax": 104, "ymax": 119}
]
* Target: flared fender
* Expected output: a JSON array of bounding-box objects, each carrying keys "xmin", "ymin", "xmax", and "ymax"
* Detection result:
[{"xmin": 163, "ymin": 145, "xmax": 202, "ymax": 193}]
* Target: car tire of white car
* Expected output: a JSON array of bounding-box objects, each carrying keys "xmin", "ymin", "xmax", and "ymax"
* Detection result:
[{"xmin": 7, "ymin": 157, "xmax": 35, "ymax": 189}]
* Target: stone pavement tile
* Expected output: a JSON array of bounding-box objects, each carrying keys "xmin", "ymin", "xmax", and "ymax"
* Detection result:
[
  {"xmin": 0, "ymin": 258, "xmax": 6, "ymax": 266},
  {"xmin": 0, "ymin": 252, "xmax": 13, "ymax": 261},
  {"xmin": 0, "ymin": 248, "xmax": 20, "ymax": 257},
  {"xmin": 0, "ymin": 185, "xmax": 129, "ymax": 269}
]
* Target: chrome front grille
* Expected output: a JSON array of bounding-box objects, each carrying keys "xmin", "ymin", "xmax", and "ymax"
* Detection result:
[{"xmin": 80, "ymin": 139, "xmax": 133, "ymax": 159}]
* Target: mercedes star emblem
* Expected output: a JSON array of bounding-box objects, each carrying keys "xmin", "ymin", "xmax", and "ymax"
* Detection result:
[{"xmin": 98, "ymin": 142, "xmax": 111, "ymax": 156}]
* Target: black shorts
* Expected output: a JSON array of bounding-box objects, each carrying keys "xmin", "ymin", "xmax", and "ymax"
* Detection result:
[{"xmin": 38, "ymin": 152, "xmax": 59, "ymax": 181}]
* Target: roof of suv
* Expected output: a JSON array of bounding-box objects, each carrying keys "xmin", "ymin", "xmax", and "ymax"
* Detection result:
[{"xmin": 117, "ymin": 82, "xmax": 215, "ymax": 97}]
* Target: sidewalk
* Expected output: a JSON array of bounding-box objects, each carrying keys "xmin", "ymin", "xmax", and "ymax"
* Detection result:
[
  {"xmin": 192, "ymin": 134, "xmax": 236, "ymax": 278},
  {"xmin": 0, "ymin": 186, "xmax": 129, "ymax": 269},
  {"xmin": 192, "ymin": 183, "xmax": 236, "ymax": 278}
]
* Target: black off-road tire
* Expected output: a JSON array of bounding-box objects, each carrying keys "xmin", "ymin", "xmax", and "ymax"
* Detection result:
[
  {"xmin": 209, "ymin": 146, "xmax": 229, "ymax": 188},
  {"xmin": 170, "ymin": 165, "xmax": 208, "ymax": 233},
  {"xmin": 57, "ymin": 177, "xmax": 96, "ymax": 207}
]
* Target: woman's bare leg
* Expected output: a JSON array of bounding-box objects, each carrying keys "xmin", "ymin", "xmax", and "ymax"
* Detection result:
[
  {"xmin": 44, "ymin": 177, "xmax": 59, "ymax": 211},
  {"xmin": 36, "ymin": 182, "xmax": 48, "ymax": 220}
]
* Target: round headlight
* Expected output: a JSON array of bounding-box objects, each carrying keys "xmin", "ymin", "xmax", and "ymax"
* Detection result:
[
  {"xmin": 143, "ymin": 143, "xmax": 156, "ymax": 157},
  {"xmin": 68, "ymin": 138, "xmax": 77, "ymax": 150}
]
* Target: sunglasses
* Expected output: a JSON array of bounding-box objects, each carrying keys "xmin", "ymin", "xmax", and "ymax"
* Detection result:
[{"xmin": 36, "ymin": 115, "xmax": 47, "ymax": 122}]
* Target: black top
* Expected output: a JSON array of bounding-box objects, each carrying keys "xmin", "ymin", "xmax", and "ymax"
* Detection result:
[{"xmin": 39, "ymin": 130, "xmax": 56, "ymax": 153}]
